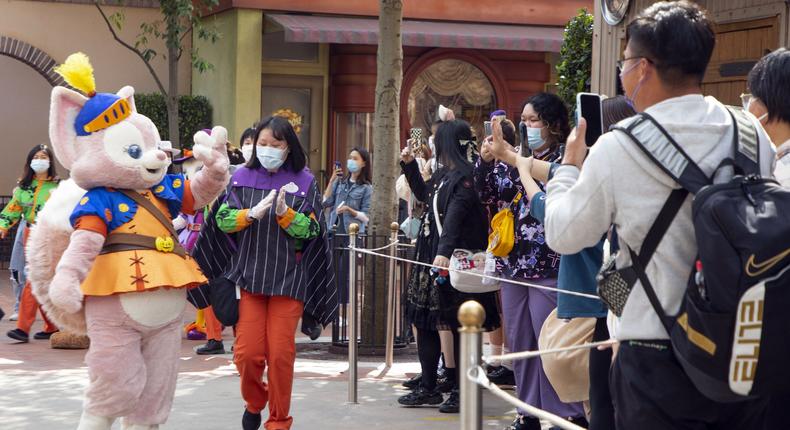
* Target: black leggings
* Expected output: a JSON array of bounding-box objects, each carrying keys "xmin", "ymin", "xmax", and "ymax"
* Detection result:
[
  {"xmin": 588, "ymin": 317, "xmax": 615, "ymax": 430},
  {"xmin": 417, "ymin": 328, "xmax": 459, "ymax": 391}
]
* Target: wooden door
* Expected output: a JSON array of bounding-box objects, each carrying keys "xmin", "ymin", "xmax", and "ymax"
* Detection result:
[
  {"xmin": 261, "ymin": 75, "xmax": 325, "ymax": 175},
  {"xmin": 702, "ymin": 16, "xmax": 779, "ymax": 106}
]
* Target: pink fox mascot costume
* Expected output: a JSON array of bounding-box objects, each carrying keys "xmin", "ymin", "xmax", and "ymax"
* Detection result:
[{"xmin": 26, "ymin": 53, "xmax": 229, "ymax": 430}]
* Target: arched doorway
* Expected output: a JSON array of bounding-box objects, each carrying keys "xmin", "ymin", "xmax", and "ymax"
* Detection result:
[{"xmin": 401, "ymin": 50, "xmax": 507, "ymax": 144}]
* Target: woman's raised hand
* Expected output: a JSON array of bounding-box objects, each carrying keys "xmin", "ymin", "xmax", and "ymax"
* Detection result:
[{"xmin": 401, "ymin": 140, "xmax": 415, "ymax": 164}]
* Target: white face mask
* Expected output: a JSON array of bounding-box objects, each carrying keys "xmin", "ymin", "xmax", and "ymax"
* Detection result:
[
  {"xmin": 30, "ymin": 159, "xmax": 50, "ymax": 173},
  {"xmin": 241, "ymin": 145, "xmax": 254, "ymax": 163},
  {"xmin": 257, "ymin": 146, "xmax": 286, "ymax": 170}
]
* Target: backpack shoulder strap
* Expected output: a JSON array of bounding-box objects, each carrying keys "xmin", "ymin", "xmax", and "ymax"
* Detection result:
[
  {"xmin": 612, "ymin": 113, "xmax": 710, "ymax": 194},
  {"xmin": 724, "ymin": 106, "xmax": 760, "ymax": 177}
]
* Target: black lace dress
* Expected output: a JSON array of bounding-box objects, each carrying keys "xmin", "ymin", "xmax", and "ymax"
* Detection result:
[{"xmin": 400, "ymin": 160, "xmax": 501, "ymax": 332}]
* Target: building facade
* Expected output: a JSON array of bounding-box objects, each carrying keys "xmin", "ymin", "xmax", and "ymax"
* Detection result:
[
  {"xmin": 0, "ymin": 0, "xmax": 193, "ymax": 192},
  {"xmin": 193, "ymin": 0, "xmax": 591, "ymax": 182},
  {"xmin": 592, "ymin": 0, "xmax": 790, "ymax": 105}
]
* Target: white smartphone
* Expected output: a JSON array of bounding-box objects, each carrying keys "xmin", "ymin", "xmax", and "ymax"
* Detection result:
[{"xmin": 576, "ymin": 92, "xmax": 604, "ymax": 146}]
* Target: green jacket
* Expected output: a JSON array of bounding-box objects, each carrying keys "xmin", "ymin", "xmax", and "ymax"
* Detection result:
[{"xmin": 0, "ymin": 178, "xmax": 59, "ymax": 231}]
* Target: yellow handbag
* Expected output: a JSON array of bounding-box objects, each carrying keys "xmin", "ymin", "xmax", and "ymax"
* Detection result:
[{"xmin": 487, "ymin": 192, "xmax": 521, "ymax": 257}]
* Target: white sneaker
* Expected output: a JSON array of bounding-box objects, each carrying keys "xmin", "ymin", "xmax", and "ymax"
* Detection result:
[{"xmin": 8, "ymin": 313, "xmax": 18, "ymax": 321}]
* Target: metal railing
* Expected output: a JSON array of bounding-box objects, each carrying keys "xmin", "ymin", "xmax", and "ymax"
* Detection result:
[{"xmin": 329, "ymin": 225, "xmax": 413, "ymax": 352}]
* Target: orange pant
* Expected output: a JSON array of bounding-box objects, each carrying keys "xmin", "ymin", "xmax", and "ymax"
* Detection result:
[
  {"xmin": 17, "ymin": 282, "xmax": 57, "ymax": 334},
  {"xmin": 205, "ymin": 306, "xmax": 223, "ymax": 341},
  {"xmin": 234, "ymin": 291, "xmax": 303, "ymax": 430}
]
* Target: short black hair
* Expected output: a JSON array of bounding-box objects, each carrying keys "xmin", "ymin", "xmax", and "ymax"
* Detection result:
[
  {"xmin": 602, "ymin": 96, "xmax": 637, "ymax": 130},
  {"xmin": 19, "ymin": 144, "xmax": 57, "ymax": 187},
  {"xmin": 525, "ymin": 92, "xmax": 570, "ymax": 145},
  {"xmin": 626, "ymin": 1, "xmax": 715, "ymax": 85},
  {"xmin": 748, "ymin": 48, "xmax": 790, "ymax": 124},
  {"xmin": 248, "ymin": 116, "xmax": 307, "ymax": 172},
  {"xmin": 239, "ymin": 127, "xmax": 256, "ymax": 146}
]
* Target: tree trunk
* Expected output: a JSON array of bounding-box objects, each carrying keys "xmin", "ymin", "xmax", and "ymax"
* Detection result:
[
  {"xmin": 167, "ymin": 43, "xmax": 180, "ymax": 148},
  {"xmin": 360, "ymin": 0, "xmax": 403, "ymax": 348}
]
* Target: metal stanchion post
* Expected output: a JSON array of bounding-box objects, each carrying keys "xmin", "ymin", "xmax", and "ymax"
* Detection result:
[
  {"xmin": 384, "ymin": 222, "xmax": 399, "ymax": 368},
  {"xmin": 347, "ymin": 223, "xmax": 359, "ymax": 404},
  {"xmin": 459, "ymin": 301, "xmax": 484, "ymax": 430}
]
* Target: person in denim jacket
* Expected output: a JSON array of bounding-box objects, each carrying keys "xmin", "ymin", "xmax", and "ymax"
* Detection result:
[{"xmin": 323, "ymin": 146, "xmax": 373, "ymax": 303}]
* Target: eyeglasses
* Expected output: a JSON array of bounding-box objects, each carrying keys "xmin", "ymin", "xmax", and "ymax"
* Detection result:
[
  {"xmin": 616, "ymin": 57, "xmax": 652, "ymax": 70},
  {"xmin": 740, "ymin": 93, "xmax": 753, "ymax": 110}
]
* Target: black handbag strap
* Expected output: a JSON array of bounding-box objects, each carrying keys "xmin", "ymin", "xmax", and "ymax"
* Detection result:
[{"xmin": 623, "ymin": 188, "xmax": 688, "ymax": 333}]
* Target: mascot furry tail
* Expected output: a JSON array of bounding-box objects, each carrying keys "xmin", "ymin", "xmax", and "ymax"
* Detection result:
[{"xmin": 27, "ymin": 178, "xmax": 89, "ymax": 335}]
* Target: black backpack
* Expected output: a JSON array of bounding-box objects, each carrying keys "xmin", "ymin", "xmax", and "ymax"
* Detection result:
[{"xmin": 610, "ymin": 106, "xmax": 790, "ymax": 402}]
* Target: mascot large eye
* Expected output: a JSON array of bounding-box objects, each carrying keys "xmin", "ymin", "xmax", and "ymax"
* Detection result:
[{"xmin": 126, "ymin": 144, "xmax": 142, "ymax": 159}]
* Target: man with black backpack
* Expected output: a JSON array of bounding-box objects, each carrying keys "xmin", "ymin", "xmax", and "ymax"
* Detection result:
[{"xmin": 543, "ymin": 2, "xmax": 777, "ymax": 429}]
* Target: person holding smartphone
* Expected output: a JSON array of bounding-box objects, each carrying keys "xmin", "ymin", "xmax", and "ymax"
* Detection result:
[{"xmin": 323, "ymin": 147, "xmax": 373, "ymax": 303}]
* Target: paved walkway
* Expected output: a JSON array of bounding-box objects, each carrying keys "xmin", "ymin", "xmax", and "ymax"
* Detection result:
[{"xmin": 0, "ymin": 273, "xmax": 518, "ymax": 429}]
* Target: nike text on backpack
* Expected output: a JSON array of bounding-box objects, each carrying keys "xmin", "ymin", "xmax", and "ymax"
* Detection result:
[{"xmin": 597, "ymin": 106, "xmax": 790, "ymax": 402}]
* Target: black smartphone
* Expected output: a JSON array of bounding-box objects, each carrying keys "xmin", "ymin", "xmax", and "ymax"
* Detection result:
[
  {"xmin": 334, "ymin": 160, "xmax": 341, "ymax": 170},
  {"xmin": 576, "ymin": 93, "xmax": 603, "ymax": 146}
]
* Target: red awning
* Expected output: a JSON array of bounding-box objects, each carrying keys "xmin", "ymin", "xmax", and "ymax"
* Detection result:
[{"xmin": 268, "ymin": 14, "xmax": 564, "ymax": 53}]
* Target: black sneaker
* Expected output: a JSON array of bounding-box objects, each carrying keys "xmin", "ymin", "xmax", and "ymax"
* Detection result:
[
  {"xmin": 438, "ymin": 389, "xmax": 459, "ymax": 413},
  {"xmin": 242, "ymin": 409, "xmax": 261, "ymax": 430},
  {"xmin": 487, "ymin": 366, "xmax": 516, "ymax": 387},
  {"xmin": 34, "ymin": 330, "xmax": 58, "ymax": 340},
  {"xmin": 7, "ymin": 328, "xmax": 29, "ymax": 343},
  {"xmin": 402, "ymin": 373, "xmax": 422, "ymax": 390},
  {"xmin": 436, "ymin": 374, "xmax": 455, "ymax": 393},
  {"xmin": 196, "ymin": 339, "xmax": 226, "ymax": 355},
  {"xmin": 548, "ymin": 416, "xmax": 589, "ymax": 430},
  {"xmin": 397, "ymin": 387, "xmax": 443, "ymax": 407},
  {"xmin": 505, "ymin": 414, "xmax": 541, "ymax": 430}
]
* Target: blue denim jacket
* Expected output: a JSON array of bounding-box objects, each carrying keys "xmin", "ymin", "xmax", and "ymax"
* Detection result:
[
  {"xmin": 530, "ymin": 164, "xmax": 607, "ymax": 319},
  {"xmin": 323, "ymin": 178, "xmax": 373, "ymax": 234}
]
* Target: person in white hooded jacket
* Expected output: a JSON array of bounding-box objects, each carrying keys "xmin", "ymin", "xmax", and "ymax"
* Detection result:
[
  {"xmin": 543, "ymin": 2, "xmax": 775, "ymax": 430},
  {"xmin": 745, "ymin": 48, "xmax": 790, "ymax": 186}
]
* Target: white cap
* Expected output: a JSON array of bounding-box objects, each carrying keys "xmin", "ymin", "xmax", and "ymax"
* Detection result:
[{"xmin": 158, "ymin": 141, "xmax": 181, "ymax": 156}]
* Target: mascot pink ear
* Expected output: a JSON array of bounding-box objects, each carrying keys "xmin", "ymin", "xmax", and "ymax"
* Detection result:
[
  {"xmin": 49, "ymin": 86, "xmax": 88, "ymax": 170},
  {"xmin": 116, "ymin": 85, "xmax": 137, "ymax": 113}
]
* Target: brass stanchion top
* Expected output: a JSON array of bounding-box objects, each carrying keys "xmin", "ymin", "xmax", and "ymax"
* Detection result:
[
  {"xmin": 458, "ymin": 300, "xmax": 485, "ymax": 330},
  {"xmin": 349, "ymin": 223, "xmax": 360, "ymax": 234},
  {"xmin": 390, "ymin": 222, "xmax": 400, "ymax": 232}
]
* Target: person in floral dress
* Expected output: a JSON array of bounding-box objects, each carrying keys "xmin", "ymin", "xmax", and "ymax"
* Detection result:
[{"xmin": 474, "ymin": 93, "xmax": 586, "ymax": 430}]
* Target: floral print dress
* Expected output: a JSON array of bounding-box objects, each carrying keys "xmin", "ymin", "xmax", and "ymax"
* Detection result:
[{"xmin": 473, "ymin": 155, "xmax": 561, "ymax": 281}]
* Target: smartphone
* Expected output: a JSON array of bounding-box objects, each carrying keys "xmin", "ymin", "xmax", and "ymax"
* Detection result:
[
  {"xmin": 576, "ymin": 93, "xmax": 604, "ymax": 146},
  {"xmin": 409, "ymin": 128, "xmax": 423, "ymax": 142},
  {"xmin": 484, "ymin": 121, "xmax": 492, "ymax": 137},
  {"xmin": 334, "ymin": 160, "xmax": 341, "ymax": 171}
]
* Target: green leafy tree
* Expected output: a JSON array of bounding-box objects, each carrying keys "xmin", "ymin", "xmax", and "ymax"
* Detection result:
[
  {"xmin": 95, "ymin": 0, "xmax": 220, "ymax": 148},
  {"xmin": 556, "ymin": 9, "xmax": 594, "ymax": 125},
  {"xmin": 135, "ymin": 93, "xmax": 212, "ymax": 149}
]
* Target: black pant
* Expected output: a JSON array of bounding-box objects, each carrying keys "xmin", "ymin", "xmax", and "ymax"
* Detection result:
[
  {"xmin": 610, "ymin": 340, "xmax": 768, "ymax": 430},
  {"xmin": 417, "ymin": 328, "xmax": 459, "ymax": 391},
  {"xmin": 588, "ymin": 317, "xmax": 615, "ymax": 430}
]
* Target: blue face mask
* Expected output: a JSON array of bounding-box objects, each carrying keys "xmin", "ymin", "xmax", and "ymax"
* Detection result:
[
  {"xmin": 346, "ymin": 159, "xmax": 360, "ymax": 173},
  {"xmin": 257, "ymin": 146, "xmax": 286, "ymax": 170},
  {"xmin": 526, "ymin": 126, "xmax": 545, "ymax": 150}
]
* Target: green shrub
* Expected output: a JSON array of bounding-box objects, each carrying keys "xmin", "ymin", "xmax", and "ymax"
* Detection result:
[
  {"xmin": 556, "ymin": 9, "xmax": 594, "ymax": 126},
  {"xmin": 135, "ymin": 93, "xmax": 213, "ymax": 149}
]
